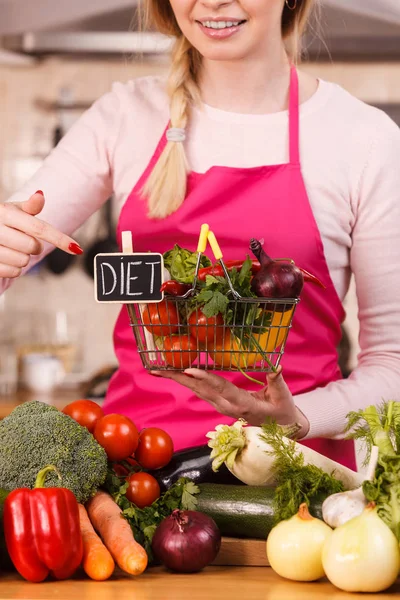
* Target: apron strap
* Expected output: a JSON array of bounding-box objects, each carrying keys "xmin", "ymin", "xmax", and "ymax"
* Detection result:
[{"xmin": 289, "ymin": 65, "xmax": 300, "ymax": 165}]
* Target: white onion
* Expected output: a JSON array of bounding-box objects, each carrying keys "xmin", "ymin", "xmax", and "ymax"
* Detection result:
[
  {"xmin": 322, "ymin": 504, "xmax": 400, "ymax": 593},
  {"xmin": 266, "ymin": 503, "xmax": 332, "ymax": 581}
]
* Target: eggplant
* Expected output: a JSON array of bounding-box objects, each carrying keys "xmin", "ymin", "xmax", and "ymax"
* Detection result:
[{"xmin": 149, "ymin": 445, "xmax": 243, "ymax": 492}]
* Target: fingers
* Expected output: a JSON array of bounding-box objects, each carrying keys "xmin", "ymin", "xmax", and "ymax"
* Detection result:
[
  {"xmin": 184, "ymin": 368, "xmax": 232, "ymax": 396},
  {"xmin": 0, "ymin": 200, "xmax": 82, "ymax": 255},
  {"xmin": 151, "ymin": 368, "xmax": 251, "ymax": 418},
  {"xmin": 0, "ymin": 224, "xmax": 43, "ymax": 255},
  {"xmin": 0, "ymin": 263, "xmax": 22, "ymax": 278},
  {"xmin": 266, "ymin": 365, "xmax": 287, "ymax": 390},
  {"xmin": 16, "ymin": 191, "xmax": 45, "ymax": 216},
  {"xmin": 150, "ymin": 370, "xmax": 195, "ymax": 388},
  {"xmin": 0, "ymin": 246, "xmax": 30, "ymax": 269}
]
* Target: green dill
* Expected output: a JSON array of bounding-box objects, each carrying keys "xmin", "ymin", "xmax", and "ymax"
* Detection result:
[{"xmin": 259, "ymin": 421, "xmax": 344, "ymax": 522}]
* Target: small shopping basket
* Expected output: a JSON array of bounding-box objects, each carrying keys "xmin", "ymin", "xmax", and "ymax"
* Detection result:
[{"xmin": 127, "ymin": 226, "xmax": 299, "ymax": 373}]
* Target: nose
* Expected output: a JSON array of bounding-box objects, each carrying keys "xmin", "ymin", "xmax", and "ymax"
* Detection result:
[{"xmin": 200, "ymin": 0, "xmax": 235, "ymax": 8}]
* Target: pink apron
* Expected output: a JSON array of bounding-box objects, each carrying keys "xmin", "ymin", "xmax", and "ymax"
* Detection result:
[{"xmin": 104, "ymin": 66, "xmax": 356, "ymax": 470}]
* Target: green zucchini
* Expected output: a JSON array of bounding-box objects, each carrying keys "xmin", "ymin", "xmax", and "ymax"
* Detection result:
[{"xmin": 197, "ymin": 484, "xmax": 323, "ymax": 539}]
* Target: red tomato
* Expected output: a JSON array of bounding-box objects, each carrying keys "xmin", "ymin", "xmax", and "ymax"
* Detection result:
[
  {"xmin": 94, "ymin": 414, "xmax": 139, "ymax": 462},
  {"xmin": 188, "ymin": 309, "xmax": 224, "ymax": 345},
  {"xmin": 163, "ymin": 335, "xmax": 198, "ymax": 369},
  {"xmin": 125, "ymin": 472, "xmax": 161, "ymax": 508},
  {"xmin": 62, "ymin": 399, "xmax": 104, "ymax": 432},
  {"xmin": 135, "ymin": 428, "xmax": 174, "ymax": 470},
  {"xmin": 142, "ymin": 300, "xmax": 179, "ymax": 337}
]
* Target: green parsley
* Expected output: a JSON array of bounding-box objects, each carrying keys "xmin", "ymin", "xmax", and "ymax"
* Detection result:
[
  {"xmin": 191, "ymin": 257, "xmax": 271, "ymax": 339},
  {"xmin": 104, "ymin": 470, "xmax": 200, "ymax": 561}
]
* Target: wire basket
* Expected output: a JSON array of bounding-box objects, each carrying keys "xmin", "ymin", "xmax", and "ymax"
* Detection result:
[{"xmin": 127, "ymin": 295, "xmax": 299, "ymax": 373}]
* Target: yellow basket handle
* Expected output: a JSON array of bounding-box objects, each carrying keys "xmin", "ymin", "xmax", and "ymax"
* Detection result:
[
  {"xmin": 207, "ymin": 231, "xmax": 223, "ymax": 261},
  {"xmin": 197, "ymin": 223, "xmax": 209, "ymax": 253}
]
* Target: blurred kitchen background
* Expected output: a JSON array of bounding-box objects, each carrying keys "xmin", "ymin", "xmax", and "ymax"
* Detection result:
[{"xmin": 0, "ymin": 0, "xmax": 399, "ymax": 397}]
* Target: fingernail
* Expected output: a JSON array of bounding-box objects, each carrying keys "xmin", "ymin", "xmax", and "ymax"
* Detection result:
[
  {"xmin": 35, "ymin": 190, "xmax": 44, "ymax": 196},
  {"xmin": 150, "ymin": 371, "xmax": 162, "ymax": 377},
  {"xmin": 185, "ymin": 373, "xmax": 195, "ymax": 378},
  {"xmin": 68, "ymin": 242, "xmax": 83, "ymax": 255}
]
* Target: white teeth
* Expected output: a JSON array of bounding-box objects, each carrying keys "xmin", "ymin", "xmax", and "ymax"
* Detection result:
[{"xmin": 201, "ymin": 20, "xmax": 241, "ymax": 29}]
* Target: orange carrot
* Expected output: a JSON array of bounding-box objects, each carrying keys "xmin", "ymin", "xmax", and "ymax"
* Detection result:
[
  {"xmin": 79, "ymin": 504, "xmax": 115, "ymax": 581},
  {"xmin": 86, "ymin": 491, "xmax": 148, "ymax": 576}
]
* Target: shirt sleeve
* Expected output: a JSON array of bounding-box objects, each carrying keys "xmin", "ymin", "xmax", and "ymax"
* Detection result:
[
  {"xmin": 0, "ymin": 84, "xmax": 122, "ymax": 295},
  {"xmin": 295, "ymin": 112, "xmax": 400, "ymax": 440}
]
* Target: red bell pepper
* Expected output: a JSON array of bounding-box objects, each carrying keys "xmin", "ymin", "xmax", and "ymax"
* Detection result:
[
  {"xmin": 160, "ymin": 280, "xmax": 191, "ymax": 296},
  {"xmin": 4, "ymin": 465, "xmax": 83, "ymax": 583}
]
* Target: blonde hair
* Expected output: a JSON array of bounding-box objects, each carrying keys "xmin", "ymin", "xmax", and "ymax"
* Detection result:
[{"xmin": 141, "ymin": 0, "xmax": 316, "ymax": 219}]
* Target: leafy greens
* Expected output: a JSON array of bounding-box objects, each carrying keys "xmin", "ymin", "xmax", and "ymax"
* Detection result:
[
  {"xmin": 346, "ymin": 401, "xmax": 400, "ymax": 540},
  {"xmin": 191, "ymin": 257, "xmax": 272, "ymax": 343},
  {"xmin": 163, "ymin": 244, "xmax": 211, "ymax": 284},
  {"xmin": 104, "ymin": 469, "xmax": 200, "ymax": 561}
]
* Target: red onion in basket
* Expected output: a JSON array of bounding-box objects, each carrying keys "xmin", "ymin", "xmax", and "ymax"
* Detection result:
[
  {"xmin": 249, "ymin": 238, "xmax": 304, "ymax": 300},
  {"xmin": 152, "ymin": 510, "xmax": 221, "ymax": 572}
]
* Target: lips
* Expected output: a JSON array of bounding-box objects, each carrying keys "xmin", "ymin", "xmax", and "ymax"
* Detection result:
[{"xmin": 195, "ymin": 17, "xmax": 247, "ymax": 40}]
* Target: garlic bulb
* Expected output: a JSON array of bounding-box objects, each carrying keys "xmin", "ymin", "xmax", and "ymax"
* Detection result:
[
  {"xmin": 322, "ymin": 445, "xmax": 379, "ymax": 528},
  {"xmin": 322, "ymin": 504, "xmax": 400, "ymax": 593},
  {"xmin": 266, "ymin": 504, "xmax": 332, "ymax": 581}
]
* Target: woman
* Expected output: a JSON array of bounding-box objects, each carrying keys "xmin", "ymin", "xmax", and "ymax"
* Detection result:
[{"xmin": 1, "ymin": 0, "xmax": 400, "ymax": 469}]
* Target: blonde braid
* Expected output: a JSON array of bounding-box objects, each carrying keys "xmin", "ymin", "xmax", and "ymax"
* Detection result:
[{"xmin": 143, "ymin": 36, "xmax": 201, "ymax": 219}]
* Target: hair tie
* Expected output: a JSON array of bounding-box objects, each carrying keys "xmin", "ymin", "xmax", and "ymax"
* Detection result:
[{"xmin": 166, "ymin": 127, "xmax": 186, "ymax": 143}]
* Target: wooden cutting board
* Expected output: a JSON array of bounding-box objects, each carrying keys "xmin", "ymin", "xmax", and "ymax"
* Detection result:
[{"xmin": 212, "ymin": 537, "xmax": 270, "ymax": 567}]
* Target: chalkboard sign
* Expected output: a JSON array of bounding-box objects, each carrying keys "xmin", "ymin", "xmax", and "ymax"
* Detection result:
[{"xmin": 94, "ymin": 252, "xmax": 164, "ymax": 304}]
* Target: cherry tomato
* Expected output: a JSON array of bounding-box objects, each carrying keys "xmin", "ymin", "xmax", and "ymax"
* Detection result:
[
  {"xmin": 188, "ymin": 309, "xmax": 224, "ymax": 345},
  {"xmin": 94, "ymin": 414, "xmax": 139, "ymax": 462},
  {"xmin": 62, "ymin": 399, "xmax": 104, "ymax": 432},
  {"xmin": 142, "ymin": 300, "xmax": 179, "ymax": 337},
  {"xmin": 163, "ymin": 335, "xmax": 198, "ymax": 369},
  {"xmin": 125, "ymin": 472, "xmax": 161, "ymax": 508},
  {"xmin": 135, "ymin": 428, "xmax": 174, "ymax": 470}
]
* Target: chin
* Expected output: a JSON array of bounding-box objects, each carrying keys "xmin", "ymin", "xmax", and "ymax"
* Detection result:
[
  {"xmin": 201, "ymin": 49, "xmax": 248, "ymax": 62},
  {"xmin": 193, "ymin": 40, "xmax": 249, "ymax": 62}
]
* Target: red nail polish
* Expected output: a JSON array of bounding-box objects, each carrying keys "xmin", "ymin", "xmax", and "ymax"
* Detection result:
[
  {"xmin": 35, "ymin": 190, "xmax": 44, "ymax": 196},
  {"xmin": 68, "ymin": 242, "xmax": 83, "ymax": 255}
]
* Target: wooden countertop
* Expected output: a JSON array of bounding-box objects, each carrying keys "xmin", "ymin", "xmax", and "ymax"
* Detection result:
[{"xmin": 0, "ymin": 567, "xmax": 399, "ymax": 600}]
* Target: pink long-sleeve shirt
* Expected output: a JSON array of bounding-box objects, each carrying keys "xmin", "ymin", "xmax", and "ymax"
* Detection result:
[{"xmin": 2, "ymin": 75, "xmax": 400, "ymax": 440}]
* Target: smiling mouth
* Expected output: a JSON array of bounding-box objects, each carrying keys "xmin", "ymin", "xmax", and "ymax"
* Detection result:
[{"xmin": 196, "ymin": 20, "xmax": 247, "ymax": 30}]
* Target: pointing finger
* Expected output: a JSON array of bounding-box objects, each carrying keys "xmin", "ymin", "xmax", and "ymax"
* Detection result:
[{"xmin": 1, "ymin": 204, "xmax": 83, "ymax": 255}]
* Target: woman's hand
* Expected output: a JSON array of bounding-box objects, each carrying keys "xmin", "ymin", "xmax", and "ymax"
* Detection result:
[
  {"xmin": 152, "ymin": 366, "xmax": 310, "ymax": 438},
  {"xmin": 0, "ymin": 191, "xmax": 82, "ymax": 278}
]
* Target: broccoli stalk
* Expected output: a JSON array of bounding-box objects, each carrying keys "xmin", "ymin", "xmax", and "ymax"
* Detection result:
[{"xmin": 0, "ymin": 401, "xmax": 108, "ymax": 503}]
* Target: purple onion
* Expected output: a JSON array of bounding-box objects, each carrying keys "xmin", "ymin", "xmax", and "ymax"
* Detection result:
[
  {"xmin": 249, "ymin": 238, "xmax": 303, "ymax": 307},
  {"xmin": 152, "ymin": 510, "xmax": 221, "ymax": 573}
]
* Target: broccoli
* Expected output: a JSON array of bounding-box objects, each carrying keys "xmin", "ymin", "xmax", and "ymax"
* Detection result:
[{"xmin": 0, "ymin": 401, "xmax": 108, "ymax": 503}]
